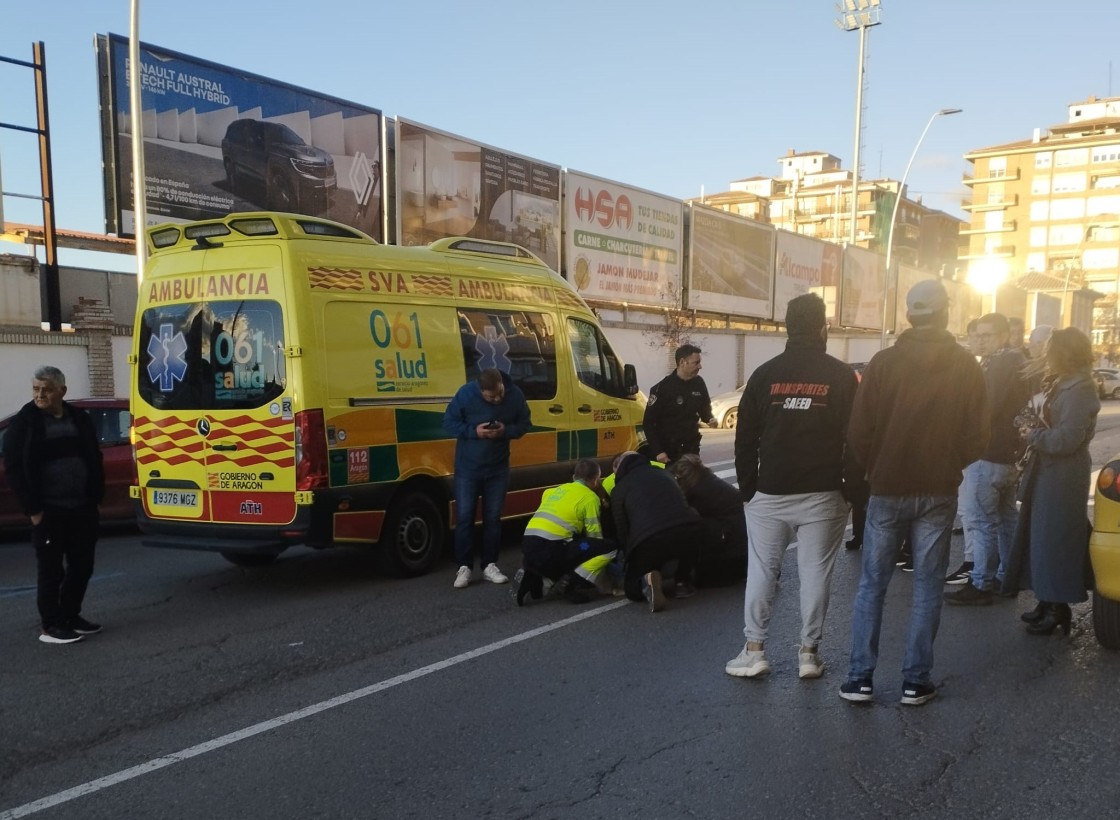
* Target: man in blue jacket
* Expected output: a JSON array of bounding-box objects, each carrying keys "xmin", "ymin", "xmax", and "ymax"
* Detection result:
[
  {"xmin": 443, "ymin": 368, "xmax": 531, "ymax": 589},
  {"xmin": 4, "ymin": 366, "xmax": 105, "ymax": 644}
]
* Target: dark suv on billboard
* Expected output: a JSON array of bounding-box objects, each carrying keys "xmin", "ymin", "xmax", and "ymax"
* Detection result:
[{"xmin": 221, "ymin": 119, "xmax": 336, "ymax": 215}]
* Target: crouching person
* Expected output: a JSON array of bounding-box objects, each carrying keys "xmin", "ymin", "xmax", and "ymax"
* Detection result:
[
  {"xmin": 668, "ymin": 454, "xmax": 748, "ymax": 584},
  {"xmin": 612, "ymin": 452, "xmax": 704, "ymax": 612},
  {"xmin": 513, "ymin": 458, "xmax": 615, "ymax": 605}
]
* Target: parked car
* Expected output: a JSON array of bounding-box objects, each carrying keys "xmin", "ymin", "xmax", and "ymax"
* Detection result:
[
  {"xmin": 1093, "ymin": 368, "xmax": 1120, "ymax": 399},
  {"xmin": 709, "ymin": 386, "xmax": 746, "ymax": 429},
  {"xmin": 0, "ymin": 398, "xmax": 134, "ymax": 529},
  {"xmin": 221, "ymin": 119, "xmax": 336, "ymax": 215},
  {"xmin": 1091, "ymin": 456, "xmax": 1120, "ymax": 648}
]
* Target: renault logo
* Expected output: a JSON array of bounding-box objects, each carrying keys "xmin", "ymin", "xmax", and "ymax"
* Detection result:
[{"xmin": 197, "ymin": 418, "xmax": 211, "ymax": 437}]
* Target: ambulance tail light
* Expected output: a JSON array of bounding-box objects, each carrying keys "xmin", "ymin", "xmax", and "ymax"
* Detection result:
[{"xmin": 295, "ymin": 410, "xmax": 328, "ymax": 491}]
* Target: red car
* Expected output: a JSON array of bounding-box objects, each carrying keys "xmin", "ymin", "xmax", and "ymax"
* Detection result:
[{"xmin": 0, "ymin": 398, "xmax": 134, "ymax": 529}]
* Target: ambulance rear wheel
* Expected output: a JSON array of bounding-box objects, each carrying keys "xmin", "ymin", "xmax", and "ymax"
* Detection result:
[{"xmin": 379, "ymin": 492, "xmax": 444, "ymax": 577}]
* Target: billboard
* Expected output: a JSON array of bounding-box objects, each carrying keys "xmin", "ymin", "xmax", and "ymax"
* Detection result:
[
  {"xmin": 395, "ymin": 119, "xmax": 561, "ymax": 271},
  {"xmin": 773, "ymin": 231, "xmax": 842, "ymax": 324},
  {"xmin": 564, "ymin": 171, "xmax": 683, "ymax": 310},
  {"xmin": 840, "ymin": 246, "xmax": 888, "ymax": 330},
  {"xmin": 686, "ymin": 205, "xmax": 774, "ymax": 319},
  {"xmin": 98, "ymin": 35, "xmax": 383, "ymax": 239}
]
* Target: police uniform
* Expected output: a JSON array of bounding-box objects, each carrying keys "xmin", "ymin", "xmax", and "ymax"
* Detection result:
[{"xmin": 642, "ymin": 372, "xmax": 713, "ymax": 462}]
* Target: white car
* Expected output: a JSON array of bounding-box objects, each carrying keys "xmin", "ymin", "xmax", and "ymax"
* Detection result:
[
  {"xmin": 708, "ymin": 386, "xmax": 746, "ymax": 428},
  {"xmin": 1094, "ymin": 368, "xmax": 1120, "ymax": 399}
]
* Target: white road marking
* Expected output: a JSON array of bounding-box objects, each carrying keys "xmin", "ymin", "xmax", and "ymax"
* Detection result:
[{"xmin": 0, "ymin": 599, "xmax": 630, "ymax": 820}]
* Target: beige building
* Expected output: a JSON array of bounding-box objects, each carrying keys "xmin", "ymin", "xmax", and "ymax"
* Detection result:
[
  {"xmin": 963, "ymin": 95, "xmax": 1120, "ymax": 345},
  {"xmin": 692, "ymin": 149, "xmax": 965, "ymax": 275}
]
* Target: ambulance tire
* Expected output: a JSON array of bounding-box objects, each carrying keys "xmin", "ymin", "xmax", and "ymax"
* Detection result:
[
  {"xmin": 378, "ymin": 492, "xmax": 445, "ymax": 577},
  {"xmin": 221, "ymin": 551, "xmax": 280, "ymax": 567}
]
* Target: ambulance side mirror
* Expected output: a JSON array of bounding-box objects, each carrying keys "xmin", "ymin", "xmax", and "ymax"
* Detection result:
[{"xmin": 624, "ymin": 364, "xmax": 639, "ymax": 397}]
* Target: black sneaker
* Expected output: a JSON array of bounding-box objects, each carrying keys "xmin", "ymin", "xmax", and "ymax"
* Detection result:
[
  {"xmin": 511, "ymin": 568, "xmax": 543, "ymax": 606},
  {"xmin": 845, "ymin": 538, "xmax": 862, "ymax": 551},
  {"xmin": 667, "ymin": 581, "xmax": 697, "ymax": 599},
  {"xmin": 641, "ymin": 570, "xmax": 665, "ymax": 613},
  {"xmin": 945, "ymin": 561, "xmax": 973, "ymax": 585},
  {"xmin": 900, "ymin": 560, "xmax": 914, "ymax": 573},
  {"xmin": 68, "ymin": 616, "xmax": 102, "ymax": 635},
  {"xmin": 39, "ymin": 626, "xmax": 83, "ymax": 645},
  {"xmin": 839, "ymin": 678, "xmax": 874, "ymax": 702},
  {"xmin": 901, "ymin": 681, "xmax": 937, "ymax": 706},
  {"xmin": 944, "ymin": 580, "xmax": 993, "ymax": 606}
]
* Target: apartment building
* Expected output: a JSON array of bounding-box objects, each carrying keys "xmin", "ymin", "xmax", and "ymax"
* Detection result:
[
  {"xmin": 692, "ymin": 149, "xmax": 964, "ymax": 275},
  {"xmin": 963, "ymin": 95, "xmax": 1120, "ymax": 346}
]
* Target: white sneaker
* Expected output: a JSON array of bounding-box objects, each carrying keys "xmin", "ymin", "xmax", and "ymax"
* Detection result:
[
  {"xmin": 483, "ymin": 563, "xmax": 508, "ymax": 584},
  {"xmin": 798, "ymin": 648, "xmax": 824, "ymax": 679},
  {"xmin": 725, "ymin": 645, "xmax": 770, "ymax": 678},
  {"xmin": 454, "ymin": 566, "xmax": 472, "ymax": 588}
]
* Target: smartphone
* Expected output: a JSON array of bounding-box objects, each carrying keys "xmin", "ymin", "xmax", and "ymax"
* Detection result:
[{"xmin": 484, "ymin": 420, "xmax": 500, "ymax": 429}]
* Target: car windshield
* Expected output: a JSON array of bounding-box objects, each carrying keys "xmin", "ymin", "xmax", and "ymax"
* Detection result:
[{"xmin": 266, "ymin": 123, "xmax": 306, "ymax": 147}]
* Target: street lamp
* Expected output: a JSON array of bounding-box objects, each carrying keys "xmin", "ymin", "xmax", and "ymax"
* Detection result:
[
  {"xmin": 879, "ymin": 107, "xmax": 962, "ymax": 348},
  {"xmin": 836, "ymin": 0, "xmax": 882, "ymax": 247}
]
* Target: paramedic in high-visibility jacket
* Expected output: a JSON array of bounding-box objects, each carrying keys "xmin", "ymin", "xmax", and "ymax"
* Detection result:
[{"xmin": 512, "ymin": 458, "xmax": 615, "ymax": 605}]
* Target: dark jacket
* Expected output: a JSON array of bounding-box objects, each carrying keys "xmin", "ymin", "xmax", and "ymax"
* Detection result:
[
  {"xmin": 734, "ymin": 335, "xmax": 864, "ymax": 502},
  {"xmin": 443, "ymin": 373, "xmax": 531, "ymax": 474},
  {"xmin": 611, "ymin": 457, "xmax": 699, "ymax": 551},
  {"xmin": 680, "ymin": 469, "xmax": 747, "ymax": 562},
  {"xmin": 3, "ymin": 400, "xmax": 104, "ymax": 516},
  {"xmin": 979, "ymin": 346, "xmax": 1031, "ymax": 464},
  {"xmin": 848, "ymin": 326, "xmax": 989, "ymax": 497},
  {"xmin": 642, "ymin": 372, "xmax": 712, "ymax": 459}
]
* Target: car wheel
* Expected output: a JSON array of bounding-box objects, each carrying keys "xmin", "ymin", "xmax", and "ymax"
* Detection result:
[
  {"xmin": 268, "ymin": 174, "xmax": 296, "ymax": 212},
  {"xmin": 377, "ymin": 491, "xmax": 445, "ymax": 577},
  {"xmin": 722, "ymin": 408, "xmax": 738, "ymax": 429},
  {"xmin": 221, "ymin": 551, "xmax": 280, "ymax": 567},
  {"xmin": 1092, "ymin": 591, "xmax": 1120, "ymax": 649},
  {"xmin": 1111, "ymin": 387, "xmax": 1120, "ymax": 400}
]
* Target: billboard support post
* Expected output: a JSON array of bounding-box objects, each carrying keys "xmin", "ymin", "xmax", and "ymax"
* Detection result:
[{"xmin": 129, "ymin": 0, "xmax": 147, "ymax": 284}]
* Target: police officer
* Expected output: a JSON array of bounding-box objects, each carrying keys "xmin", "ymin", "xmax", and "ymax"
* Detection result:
[{"xmin": 643, "ymin": 344, "xmax": 717, "ymax": 463}]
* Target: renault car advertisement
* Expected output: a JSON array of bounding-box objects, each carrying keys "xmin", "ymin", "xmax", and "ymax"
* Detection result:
[{"xmin": 97, "ymin": 34, "xmax": 383, "ymax": 239}]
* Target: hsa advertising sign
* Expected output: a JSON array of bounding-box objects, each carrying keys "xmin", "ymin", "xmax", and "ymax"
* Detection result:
[{"xmin": 564, "ymin": 171, "xmax": 683, "ymax": 310}]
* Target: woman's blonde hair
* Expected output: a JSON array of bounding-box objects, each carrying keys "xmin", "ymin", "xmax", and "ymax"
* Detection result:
[
  {"xmin": 667, "ymin": 453, "xmax": 711, "ymax": 493},
  {"xmin": 1045, "ymin": 327, "xmax": 1094, "ymax": 377}
]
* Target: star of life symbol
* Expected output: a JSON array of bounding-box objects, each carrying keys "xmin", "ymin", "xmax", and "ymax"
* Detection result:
[
  {"xmin": 146, "ymin": 323, "xmax": 189, "ymax": 392},
  {"xmin": 475, "ymin": 327, "xmax": 510, "ymax": 373}
]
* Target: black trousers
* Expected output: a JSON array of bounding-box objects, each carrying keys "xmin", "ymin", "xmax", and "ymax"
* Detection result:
[
  {"xmin": 34, "ymin": 504, "xmax": 99, "ymax": 629},
  {"xmin": 521, "ymin": 535, "xmax": 614, "ymax": 581},
  {"xmin": 623, "ymin": 521, "xmax": 702, "ymax": 601}
]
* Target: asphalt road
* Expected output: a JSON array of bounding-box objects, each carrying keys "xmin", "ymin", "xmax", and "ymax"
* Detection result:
[{"xmin": 3, "ymin": 406, "xmax": 1120, "ymax": 819}]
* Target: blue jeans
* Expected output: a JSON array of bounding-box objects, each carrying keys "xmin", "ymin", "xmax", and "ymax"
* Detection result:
[
  {"xmin": 453, "ymin": 469, "xmax": 510, "ymax": 569},
  {"xmin": 961, "ymin": 460, "xmax": 1018, "ymax": 588},
  {"xmin": 848, "ymin": 495, "xmax": 957, "ymax": 685}
]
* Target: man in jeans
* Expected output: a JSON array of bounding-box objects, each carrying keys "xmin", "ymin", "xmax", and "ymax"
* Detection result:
[
  {"xmin": 841, "ymin": 280, "xmax": 988, "ymax": 706},
  {"xmin": 945, "ymin": 313, "xmax": 1030, "ymax": 605},
  {"xmin": 443, "ymin": 368, "xmax": 531, "ymax": 589}
]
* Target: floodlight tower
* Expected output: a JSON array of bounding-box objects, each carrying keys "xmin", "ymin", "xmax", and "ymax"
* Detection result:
[{"xmin": 835, "ymin": 0, "xmax": 882, "ymax": 247}]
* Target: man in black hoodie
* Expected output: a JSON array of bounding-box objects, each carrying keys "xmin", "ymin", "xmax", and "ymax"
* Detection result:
[
  {"xmin": 4, "ymin": 366, "xmax": 105, "ymax": 645},
  {"xmin": 727, "ymin": 294, "xmax": 864, "ymax": 681}
]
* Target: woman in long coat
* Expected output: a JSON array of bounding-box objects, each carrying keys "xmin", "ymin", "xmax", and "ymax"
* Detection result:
[{"xmin": 1004, "ymin": 327, "xmax": 1100, "ymax": 634}]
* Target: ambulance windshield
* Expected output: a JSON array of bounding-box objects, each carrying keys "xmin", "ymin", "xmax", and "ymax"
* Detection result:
[{"xmin": 137, "ymin": 300, "xmax": 287, "ymax": 410}]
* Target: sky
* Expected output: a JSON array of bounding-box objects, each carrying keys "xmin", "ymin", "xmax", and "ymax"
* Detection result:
[{"xmin": 2, "ymin": 0, "xmax": 1120, "ymax": 273}]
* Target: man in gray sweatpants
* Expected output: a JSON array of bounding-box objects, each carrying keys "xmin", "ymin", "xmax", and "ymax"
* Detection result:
[{"xmin": 726, "ymin": 294, "xmax": 865, "ymax": 680}]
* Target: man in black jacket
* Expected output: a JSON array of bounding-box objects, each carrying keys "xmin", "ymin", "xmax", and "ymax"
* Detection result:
[
  {"xmin": 642, "ymin": 344, "xmax": 718, "ymax": 463},
  {"xmin": 728, "ymin": 294, "xmax": 864, "ymax": 680},
  {"xmin": 611, "ymin": 452, "xmax": 704, "ymax": 612},
  {"xmin": 3, "ymin": 366, "xmax": 105, "ymax": 644}
]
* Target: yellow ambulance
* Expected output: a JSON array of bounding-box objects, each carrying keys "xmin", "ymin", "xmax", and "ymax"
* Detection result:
[{"xmin": 130, "ymin": 212, "xmax": 643, "ymax": 574}]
